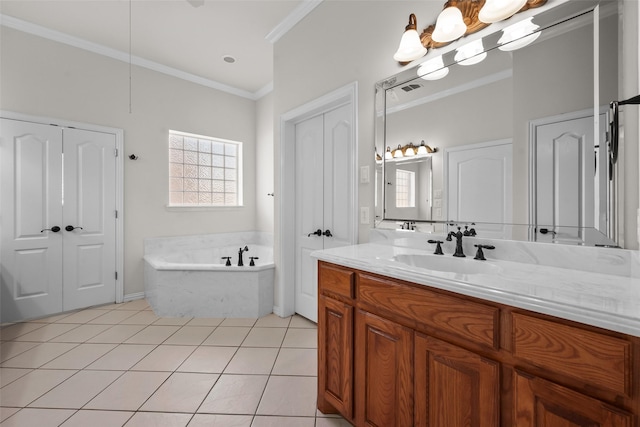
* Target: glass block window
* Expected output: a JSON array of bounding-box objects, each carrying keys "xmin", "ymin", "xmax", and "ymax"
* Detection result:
[
  {"xmin": 169, "ymin": 130, "xmax": 242, "ymax": 207},
  {"xmin": 395, "ymin": 169, "xmax": 415, "ymax": 208}
]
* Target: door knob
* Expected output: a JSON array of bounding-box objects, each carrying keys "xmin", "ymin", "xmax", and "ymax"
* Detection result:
[
  {"xmin": 323, "ymin": 229, "xmax": 333, "ymax": 237},
  {"xmin": 308, "ymin": 229, "xmax": 322, "ymax": 237},
  {"xmin": 41, "ymin": 226, "xmax": 61, "ymax": 233},
  {"xmin": 65, "ymin": 225, "xmax": 84, "ymax": 232}
]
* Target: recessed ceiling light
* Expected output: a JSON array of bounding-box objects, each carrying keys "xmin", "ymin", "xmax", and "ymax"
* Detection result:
[{"xmin": 222, "ymin": 55, "xmax": 236, "ymax": 64}]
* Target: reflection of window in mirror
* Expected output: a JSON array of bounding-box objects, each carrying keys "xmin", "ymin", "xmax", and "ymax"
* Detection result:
[{"xmin": 396, "ymin": 169, "xmax": 415, "ymax": 208}]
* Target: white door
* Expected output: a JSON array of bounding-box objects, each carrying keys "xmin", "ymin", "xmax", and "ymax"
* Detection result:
[
  {"xmin": 1, "ymin": 119, "xmax": 117, "ymax": 321},
  {"xmin": 532, "ymin": 112, "xmax": 609, "ymax": 244},
  {"xmin": 62, "ymin": 128, "xmax": 117, "ymax": 311},
  {"xmin": 446, "ymin": 140, "xmax": 513, "ymax": 239},
  {"xmin": 295, "ymin": 104, "xmax": 353, "ymax": 322},
  {"xmin": 1, "ymin": 119, "xmax": 64, "ymax": 321}
]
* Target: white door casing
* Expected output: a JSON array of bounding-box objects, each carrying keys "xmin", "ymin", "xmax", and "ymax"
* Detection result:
[
  {"xmin": 278, "ymin": 82, "xmax": 358, "ymax": 320},
  {"xmin": 445, "ymin": 140, "xmax": 513, "ymax": 239},
  {"xmin": 1, "ymin": 114, "xmax": 123, "ymax": 322}
]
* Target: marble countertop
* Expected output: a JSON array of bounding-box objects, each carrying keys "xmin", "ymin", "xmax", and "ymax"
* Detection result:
[{"xmin": 312, "ymin": 242, "xmax": 640, "ymax": 337}]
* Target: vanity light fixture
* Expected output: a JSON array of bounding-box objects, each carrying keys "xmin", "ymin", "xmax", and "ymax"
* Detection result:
[
  {"xmin": 431, "ymin": 6, "xmax": 467, "ymax": 43},
  {"xmin": 385, "ymin": 146, "xmax": 393, "ymax": 160},
  {"xmin": 417, "ymin": 140, "xmax": 437, "ymax": 155},
  {"xmin": 392, "ymin": 0, "xmax": 546, "ymax": 63},
  {"xmin": 404, "ymin": 143, "xmax": 417, "ymax": 157},
  {"xmin": 478, "ymin": 0, "xmax": 528, "ymax": 23},
  {"xmin": 394, "ymin": 144, "xmax": 404, "ymax": 158},
  {"xmin": 393, "ymin": 14, "xmax": 428, "ymax": 63},
  {"xmin": 418, "ymin": 56, "xmax": 449, "ymax": 81},
  {"xmin": 455, "ymin": 39, "xmax": 487, "ymax": 65},
  {"xmin": 498, "ymin": 17, "xmax": 541, "ymax": 51}
]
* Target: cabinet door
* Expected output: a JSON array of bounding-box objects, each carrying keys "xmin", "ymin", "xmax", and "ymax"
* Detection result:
[
  {"xmin": 318, "ymin": 295, "xmax": 354, "ymax": 418},
  {"xmin": 356, "ymin": 310, "xmax": 413, "ymax": 427},
  {"xmin": 514, "ymin": 370, "xmax": 633, "ymax": 427},
  {"xmin": 414, "ymin": 333, "xmax": 500, "ymax": 427}
]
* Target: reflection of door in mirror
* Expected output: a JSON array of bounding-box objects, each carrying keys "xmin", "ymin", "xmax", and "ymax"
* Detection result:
[
  {"xmin": 445, "ymin": 140, "xmax": 513, "ymax": 239},
  {"xmin": 530, "ymin": 108, "xmax": 615, "ymax": 246},
  {"xmin": 385, "ymin": 158, "xmax": 432, "ymax": 221}
]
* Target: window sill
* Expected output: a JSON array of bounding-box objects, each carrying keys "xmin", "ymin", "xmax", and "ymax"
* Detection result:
[{"xmin": 165, "ymin": 205, "xmax": 244, "ymax": 212}]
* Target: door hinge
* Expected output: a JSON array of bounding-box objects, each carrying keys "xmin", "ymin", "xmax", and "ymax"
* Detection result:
[
  {"xmin": 115, "ymin": 272, "xmax": 118, "ymax": 280},
  {"xmin": 114, "ymin": 148, "xmax": 119, "ymax": 157},
  {"xmin": 115, "ymin": 210, "xmax": 118, "ymax": 219}
]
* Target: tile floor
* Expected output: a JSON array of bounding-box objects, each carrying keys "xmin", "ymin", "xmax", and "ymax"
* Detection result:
[{"xmin": 0, "ymin": 299, "xmax": 351, "ymax": 426}]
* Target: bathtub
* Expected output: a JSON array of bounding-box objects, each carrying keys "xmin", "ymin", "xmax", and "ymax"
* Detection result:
[{"xmin": 143, "ymin": 231, "xmax": 274, "ymax": 318}]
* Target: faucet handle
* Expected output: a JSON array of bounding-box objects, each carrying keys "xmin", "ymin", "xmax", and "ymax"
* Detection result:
[
  {"xmin": 473, "ymin": 244, "xmax": 495, "ymax": 261},
  {"xmin": 249, "ymin": 256, "xmax": 259, "ymax": 267},
  {"xmin": 428, "ymin": 239, "xmax": 444, "ymax": 255},
  {"xmin": 463, "ymin": 225, "xmax": 477, "ymax": 236},
  {"xmin": 221, "ymin": 256, "xmax": 232, "ymax": 266}
]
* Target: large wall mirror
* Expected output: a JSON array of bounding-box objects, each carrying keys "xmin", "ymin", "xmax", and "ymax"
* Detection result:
[{"xmin": 375, "ymin": 0, "xmax": 626, "ymax": 246}]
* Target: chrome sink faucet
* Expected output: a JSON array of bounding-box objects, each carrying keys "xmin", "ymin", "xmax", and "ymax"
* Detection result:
[{"xmin": 446, "ymin": 227, "xmax": 466, "ymax": 257}]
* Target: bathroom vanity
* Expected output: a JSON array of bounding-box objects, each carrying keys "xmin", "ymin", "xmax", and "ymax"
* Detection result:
[{"xmin": 313, "ymin": 239, "xmax": 640, "ymax": 426}]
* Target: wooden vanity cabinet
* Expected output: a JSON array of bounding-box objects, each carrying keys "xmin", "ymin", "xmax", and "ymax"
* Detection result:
[{"xmin": 317, "ymin": 261, "xmax": 639, "ymax": 427}]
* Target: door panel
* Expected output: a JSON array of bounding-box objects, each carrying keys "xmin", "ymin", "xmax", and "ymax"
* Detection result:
[
  {"xmin": 295, "ymin": 115, "xmax": 324, "ymax": 321},
  {"xmin": 446, "ymin": 140, "xmax": 512, "ymax": 239},
  {"xmin": 63, "ymin": 128, "xmax": 116, "ymax": 310},
  {"xmin": 294, "ymin": 103, "xmax": 354, "ymax": 322},
  {"xmin": 1, "ymin": 119, "xmax": 64, "ymax": 321}
]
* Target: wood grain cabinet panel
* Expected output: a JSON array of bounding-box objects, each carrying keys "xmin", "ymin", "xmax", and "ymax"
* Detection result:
[
  {"xmin": 358, "ymin": 273, "xmax": 498, "ymax": 349},
  {"xmin": 513, "ymin": 313, "xmax": 631, "ymax": 395},
  {"xmin": 414, "ymin": 333, "xmax": 500, "ymax": 427},
  {"xmin": 514, "ymin": 370, "xmax": 633, "ymax": 427},
  {"xmin": 356, "ymin": 310, "xmax": 413, "ymax": 427},
  {"xmin": 319, "ymin": 262, "xmax": 354, "ymax": 299},
  {"xmin": 318, "ymin": 295, "xmax": 354, "ymax": 418}
]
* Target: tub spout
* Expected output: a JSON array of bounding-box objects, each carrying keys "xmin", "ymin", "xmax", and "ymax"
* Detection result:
[{"xmin": 238, "ymin": 246, "xmax": 249, "ymax": 266}]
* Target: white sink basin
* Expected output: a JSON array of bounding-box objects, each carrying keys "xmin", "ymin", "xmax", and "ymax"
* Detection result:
[{"xmin": 393, "ymin": 253, "xmax": 500, "ymax": 275}]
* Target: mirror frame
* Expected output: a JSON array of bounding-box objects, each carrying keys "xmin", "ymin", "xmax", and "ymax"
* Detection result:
[{"xmin": 374, "ymin": 0, "xmax": 622, "ymax": 245}]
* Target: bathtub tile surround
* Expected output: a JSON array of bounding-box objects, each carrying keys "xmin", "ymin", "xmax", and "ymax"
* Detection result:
[
  {"xmin": 0, "ymin": 300, "xmax": 348, "ymax": 426},
  {"xmin": 144, "ymin": 232, "xmax": 274, "ymax": 318}
]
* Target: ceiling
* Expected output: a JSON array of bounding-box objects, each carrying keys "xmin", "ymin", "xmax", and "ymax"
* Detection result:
[{"xmin": 0, "ymin": 0, "xmax": 318, "ymax": 99}]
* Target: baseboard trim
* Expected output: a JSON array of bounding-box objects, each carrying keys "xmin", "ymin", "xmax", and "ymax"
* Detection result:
[{"xmin": 123, "ymin": 292, "xmax": 145, "ymax": 302}]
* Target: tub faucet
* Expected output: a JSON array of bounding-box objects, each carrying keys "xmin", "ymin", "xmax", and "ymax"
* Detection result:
[
  {"xmin": 238, "ymin": 246, "xmax": 249, "ymax": 266},
  {"xmin": 446, "ymin": 226, "xmax": 466, "ymax": 257}
]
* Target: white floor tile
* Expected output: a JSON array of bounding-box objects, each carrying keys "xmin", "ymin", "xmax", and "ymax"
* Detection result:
[
  {"xmin": 241, "ymin": 328, "xmax": 286, "ymax": 348},
  {"xmin": 282, "ymin": 328, "xmax": 317, "ymax": 348},
  {"xmin": 131, "ymin": 345, "xmax": 196, "ymax": 371},
  {"xmin": 289, "ymin": 315, "xmax": 317, "ymax": 329},
  {"xmin": 54, "ymin": 309, "xmax": 106, "ymax": 324},
  {"xmin": 0, "ymin": 341, "xmax": 39, "ymax": 363},
  {"xmin": 164, "ymin": 326, "xmax": 214, "ymax": 345},
  {"xmin": 1, "ymin": 342, "xmax": 78, "ymax": 368},
  {"xmin": 30, "ymin": 370, "xmax": 123, "ymax": 409},
  {"xmin": 251, "ymin": 416, "xmax": 316, "ymax": 427},
  {"xmin": 140, "ymin": 372, "xmax": 219, "ymax": 413},
  {"xmin": 87, "ymin": 324, "xmax": 146, "ymax": 343},
  {"xmin": 220, "ymin": 318, "xmax": 257, "ymax": 327},
  {"xmin": 88, "ymin": 310, "xmax": 139, "ymax": 325},
  {"xmin": 186, "ymin": 318, "xmax": 224, "ymax": 327},
  {"xmin": 188, "ymin": 414, "xmax": 253, "ymax": 427},
  {"xmin": 119, "ymin": 311, "xmax": 160, "ymax": 325},
  {"xmin": 255, "ymin": 314, "xmax": 291, "ymax": 328},
  {"xmin": 198, "ymin": 374, "xmax": 268, "ymax": 414},
  {"xmin": 0, "ymin": 369, "xmax": 76, "ymax": 407},
  {"xmin": 0, "ymin": 408, "xmax": 75, "ymax": 427},
  {"xmin": 12, "ymin": 323, "xmax": 79, "ymax": 342},
  {"xmin": 124, "ymin": 325, "xmax": 180, "ymax": 344},
  {"xmin": 0, "ymin": 407, "xmax": 20, "ymax": 422},
  {"xmin": 124, "ymin": 412, "xmax": 192, "ymax": 427},
  {"xmin": 41, "ymin": 343, "xmax": 117, "ymax": 369},
  {"xmin": 202, "ymin": 327, "xmax": 250, "ymax": 346},
  {"xmin": 272, "ymin": 348, "xmax": 317, "ymax": 376},
  {"xmin": 60, "ymin": 409, "xmax": 134, "ymax": 427},
  {"xmin": 177, "ymin": 346, "xmax": 236, "ymax": 373},
  {"xmin": 0, "ymin": 323, "xmax": 46, "ymax": 341},
  {"xmin": 49, "ymin": 324, "xmax": 112, "ymax": 343},
  {"xmin": 84, "ymin": 371, "xmax": 170, "ymax": 411},
  {"xmin": 224, "ymin": 347, "xmax": 278, "ymax": 375},
  {"xmin": 256, "ymin": 376, "xmax": 317, "ymax": 417},
  {"xmin": 0, "ymin": 367, "xmax": 33, "ymax": 387},
  {"xmin": 86, "ymin": 344, "xmax": 155, "ymax": 370}
]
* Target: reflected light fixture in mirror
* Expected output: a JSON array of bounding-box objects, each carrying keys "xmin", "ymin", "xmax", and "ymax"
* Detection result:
[
  {"xmin": 498, "ymin": 17, "xmax": 541, "ymax": 51},
  {"xmin": 479, "ymin": 0, "xmax": 528, "ymax": 23},
  {"xmin": 418, "ymin": 56, "xmax": 449, "ymax": 80},
  {"xmin": 432, "ymin": 6, "xmax": 467, "ymax": 42},
  {"xmin": 385, "ymin": 146, "xmax": 393, "ymax": 159},
  {"xmin": 394, "ymin": 13, "xmax": 428, "ymax": 62},
  {"xmin": 454, "ymin": 38, "xmax": 487, "ymax": 65}
]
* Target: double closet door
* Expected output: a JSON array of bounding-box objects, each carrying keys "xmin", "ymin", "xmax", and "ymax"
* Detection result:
[
  {"xmin": 1, "ymin": 118, "xmax": 118, "ymax": 322},
  {"xmin": 294, "ymin": 104, "xmax": 354, "ymax": 322}
]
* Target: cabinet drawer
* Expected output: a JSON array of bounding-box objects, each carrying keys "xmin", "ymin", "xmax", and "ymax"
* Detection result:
[
  {"xmin": 513, "ymin": 313, "xmax": 631, "ymax": 396},
  {"xmin": 319, "ymin": 262, "xmax": 354, "ymax": 299},
  {"xmin": 358, "ymin": 273, "xmax": 499, "ymax": 349}
]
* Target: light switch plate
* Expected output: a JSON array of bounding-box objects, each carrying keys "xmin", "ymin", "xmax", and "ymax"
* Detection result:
[
  {"xmin": 360, "ymin": 207, "xmax": 370, "ymax": 224},
  {"xmin": 360, "ymin": 166, "xmax": 370, "ymax": 184},
  {"xmin": 433, "ymin": 199, "xmax": 442, "ymax": 208},
  {"xmin": 434, "ymin": 189, "xmax": 442, "ymax": 199}
]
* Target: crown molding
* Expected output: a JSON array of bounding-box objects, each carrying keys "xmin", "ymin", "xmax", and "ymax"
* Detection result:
[
  {"xmin": 266, "ymin": 0, "xmax": 323, "ymax": 43},
  {"xmin": 1, "ymin": 13, "xmax": 268, "ymax": 101}
]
